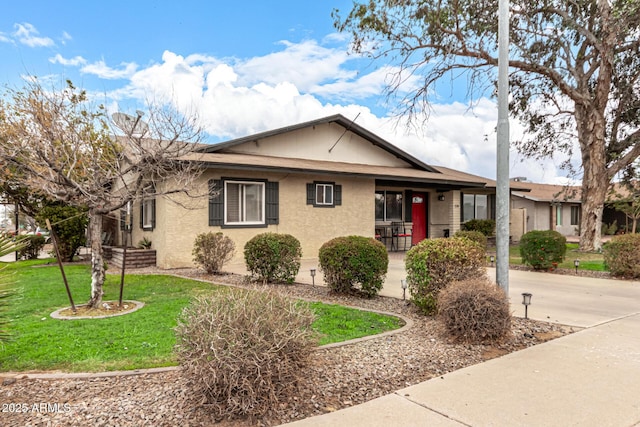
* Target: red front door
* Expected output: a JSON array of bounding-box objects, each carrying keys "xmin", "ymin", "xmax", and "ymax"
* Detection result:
[{"xmin": 411, "ymin": 193, "xmax": 427, "ymax": 245}]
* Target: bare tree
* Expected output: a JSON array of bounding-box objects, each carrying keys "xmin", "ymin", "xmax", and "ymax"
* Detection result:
[
  {"xmin": 0, "ymin": 79, "xmax": 204, "ymax": 307},
  {"xmin": 334, "ymin": 0, "xmax": 640, "ymax": 251}
]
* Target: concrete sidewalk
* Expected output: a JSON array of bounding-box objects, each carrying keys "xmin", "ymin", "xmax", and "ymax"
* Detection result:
[{"xmin": 224, "ymin": 256, "xmax": 640, "ymax": 427}]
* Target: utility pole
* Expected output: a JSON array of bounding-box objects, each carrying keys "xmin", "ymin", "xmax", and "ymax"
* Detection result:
[{"xmin": 496, "ymin": 0, "xmax": 510, "ymax": 294}]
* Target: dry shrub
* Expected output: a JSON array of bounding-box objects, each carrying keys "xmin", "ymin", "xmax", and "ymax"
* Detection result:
[
  {"xmin": 192, "ymin": 232, "xmax": 235, "ymax": 273},
  {"xmin": 175, "ymin": 288, "xmax": 316, "ymax": 420},
  {"xmin": 438, "ymin": 278, "xmax": 512, "ymax": 343}
]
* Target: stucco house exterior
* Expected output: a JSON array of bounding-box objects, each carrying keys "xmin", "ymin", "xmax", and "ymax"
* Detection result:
[
  {"xmin": 511, "ymin": 182, "xmax": 582, "ymax": 237},
  {"xmin": 115, "ymin": 114, "xmax": 529, "ymax": 269}
]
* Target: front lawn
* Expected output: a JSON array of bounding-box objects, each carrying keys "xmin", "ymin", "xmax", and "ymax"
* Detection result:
[
  {"xmin": 505, "ymin": 243, "xmax": 607, "ymax": 271},
  {"xmin": 0, "ymin": 260, "xmax": 403, "ymax": 372}
]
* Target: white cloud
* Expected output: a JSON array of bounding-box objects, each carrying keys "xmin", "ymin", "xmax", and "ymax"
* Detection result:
[
  {"xmin": 81, "ymin": 60, "xmax": 138, "ymax": 79},
  {"xmin": 49, "ymin": 54, "xmax": 86, "ymax": 66},
  {"xmin": 0, "ymin": 32, "xmax": 11, "ymax": 43},
  {"xmin": 83, "ymin": 40, "xmax": 573, "ymax": 184},
  {"xmin": 13, "ymin": 23, "xmax": 54, "ymax": 47},
  {"xmin": 60, "ymin": 31, "xmax": 72, "ymax": 45}
]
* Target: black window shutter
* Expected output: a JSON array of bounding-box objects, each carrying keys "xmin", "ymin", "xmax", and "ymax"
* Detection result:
[
  {"xmin": 404, "ymin": 190, "xmax": 413, "ymax": 222},
  {"xmin": 120, "ymin": 209, "xmax": 125, "ymax": 231},
  {"xmin": 266, "ymin": 181, "xmax": 279, "ymax": 224},
  {"xmin": 334, "ymin": 184, "xmax": 342, "ymax": 206},
  {"xmin": 140, "ymin": 202, "xmax": 144, "ymax": 229},
  {"xmin": 209, "ymin": 179, "xmax": 223, "ymax": 226},
  {"xmin": 306, "ymin": 183, "xmax": 315, "ymax": 205}
]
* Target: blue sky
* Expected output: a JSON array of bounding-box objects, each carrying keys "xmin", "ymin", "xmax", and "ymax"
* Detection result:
[{"xmin": 0, "ymin": 1, "xmax": 573, "ymax": 183}]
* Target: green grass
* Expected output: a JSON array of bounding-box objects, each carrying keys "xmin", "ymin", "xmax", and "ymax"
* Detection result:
[
  {"xmin": 0, "ymin": 260, "xmax": 403, "ymax": 373},
  {"xmin": 504, "ymin": 242, "xmax": 607, "ymax": 271}
]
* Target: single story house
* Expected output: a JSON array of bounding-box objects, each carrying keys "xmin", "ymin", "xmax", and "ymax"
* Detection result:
[
  {"xmin": 114, "ymin": 114, "xmax": 530, "ymax": 268},
  {"xmin": 511, "ymin": 182, "xmax": 582, "ymax": 237}
]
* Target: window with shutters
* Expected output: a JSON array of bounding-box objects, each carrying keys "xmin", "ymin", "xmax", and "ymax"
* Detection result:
[
  {"xmin": 209, "ymin": 178, "xmax": 278, "ymax": 228},
  {"xmin": 307, "ymin": 181, "xmax": 341, "ymax": 207},
  {"xmin": 225, "ymin": 181, "xmax": 264, "ymax": 225}
]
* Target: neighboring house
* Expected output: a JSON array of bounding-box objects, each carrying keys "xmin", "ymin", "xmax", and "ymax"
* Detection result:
[
  {"xmin": 117, "ymin": 114, "xmax": 529, "ymax": 269},
  {"xmin": 511, "ymin": 182, "xmax": 582, "ymax": 237}
]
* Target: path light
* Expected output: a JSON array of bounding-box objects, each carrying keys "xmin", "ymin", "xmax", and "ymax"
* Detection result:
[
  {"xmin": 490, "ymin": 255, "xmax": 495, "ymax": 266},
  {"xmin": 401, "ymin": 279, "xmax": 408, "ymax": 301},
  {"xmin": 310, "ymin": 268, "xmax": 316, "ymax": 287},
  {"xmin": 574, "ymin": 259, "xmax": 580, "ymax": 274},
  {"xmin": 522, "ymin": 293, "xmax": 532, "ymax": 319}
]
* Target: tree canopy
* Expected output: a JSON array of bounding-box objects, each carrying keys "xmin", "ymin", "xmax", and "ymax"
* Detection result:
[
  {"xmin": 0, "ymin": 79, "xmax": 205, "ymax": 306},
  {"xmin": 334, "ymin": 0, "xmax": 640, "ymax": 250}
]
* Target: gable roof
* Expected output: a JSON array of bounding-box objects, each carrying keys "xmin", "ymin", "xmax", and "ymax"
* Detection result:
[
  {"xmin": 512, "ymin": 183, "xmax": 581, "ymax": 203},
  {"xmin": 199, "ymin": 114, "xmax": 440, "ymax": 173}
]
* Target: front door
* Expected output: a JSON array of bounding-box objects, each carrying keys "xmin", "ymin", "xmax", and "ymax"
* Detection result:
[{"xmin": 411, "ymin": 193, "xmax": 427, "ymax": 245}]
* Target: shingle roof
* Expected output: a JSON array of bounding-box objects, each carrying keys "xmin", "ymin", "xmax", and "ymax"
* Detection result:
[{"xmin": 512, "ymin": 183, "xmax": 581, "ymax": 203}]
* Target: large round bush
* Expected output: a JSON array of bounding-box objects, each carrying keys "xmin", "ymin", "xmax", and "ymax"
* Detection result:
[
  {"xmin": 519, "ymin": 230, "xmax": 567, "ymax": 270},
  {"xmin": 244, "ymin": 233, "xmax": 301, "ymax": 284},
  {"xmin": 319, "ymin": 235, "xmax": 388, "ymax": 298},
  {"xmin": 603, "ymin": 234, "xmax": 640, "ymax": 278},
  {"xmin": 405, "ymin": 237, "xmax": 486, "ymax": 315},
  {"xmin": 453, "ymin": 230, "xmax": 487, "ymax": 248}
]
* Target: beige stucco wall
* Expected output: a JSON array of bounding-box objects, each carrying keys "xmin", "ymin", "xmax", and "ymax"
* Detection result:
[
  {"xmin": 136, "ymin": 169, "xmax": 375, "ymax": 269},
  {"xmin": 428, "ymin": 190, "xmax": 460, "ymax": 238},
  {"xmin": 225, "ymin": 122, "xmax": 410, "ymax": 167}
]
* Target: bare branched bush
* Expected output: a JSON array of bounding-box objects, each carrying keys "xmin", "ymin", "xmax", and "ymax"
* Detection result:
[
  {"xmin": 192, "ymin": 232, "xmax": 235, "ymax": 273},
  {"xmin": 175, "ymin": 288, "xmax": 317, "ymax": 420},
  {"xmin": 438, "ymin": 278, "xmax": 512, "ymax": 343}
]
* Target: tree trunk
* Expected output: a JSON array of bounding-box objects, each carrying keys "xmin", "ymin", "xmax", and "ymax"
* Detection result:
[
  {"xmin": 578, "ymin": 108, "xmax": 609, "ymax": 252},
  {"xmin": 87, "ymin": 212, "xmax": 105, "ymax": 308}
]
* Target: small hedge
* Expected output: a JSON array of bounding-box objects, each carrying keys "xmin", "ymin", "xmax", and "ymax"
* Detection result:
[
  {"xmin": 405, "ymin": 237, "xmax": 486, "ymax": 315},
  {"xmin": 462, "ymin": 219, "xmax": 496, "ymax": 236},
  {"xmin": 603, "ymin": 234, "xmax": 640, "ymax": 278},
  {"xmin": 438, "ymin": 278, "xmax": 511, "ymax": 343},
  {"xmin": 519, "ymin": 230, "xmax": 567, "ymax": 270},
  {"xmin": 176, "ymin": 288, "xmax": 316, "ymax": 419},
  {"xmin": 453, "ymin": 230, "xmax": 487, "ymax": 248},
  {"xmin": 18, "ymin": 235, "xmax": 46, "ymax": 260},
  {"xmin": 319, "ymin": 236, "xmax": 388, "ymax": 298},
  {"xmin": 192, "ymin": 232, "xmax": 235, "ymax": 274},
  {"xmin": 244, "ymin": 233, "xmax": 302, "ymax": 284}
]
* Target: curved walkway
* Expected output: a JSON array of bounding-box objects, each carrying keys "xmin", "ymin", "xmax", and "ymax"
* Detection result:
[{"xmin": 275, "ymin": 262, "xmax": 640, "ymax": 426}]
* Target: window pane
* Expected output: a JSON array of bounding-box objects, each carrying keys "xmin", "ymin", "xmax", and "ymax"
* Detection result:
[
  {"xmin": 316, "ymin": 186, "xmax": 324, "ymax": 204},
  {"xmin": 475, "ymin": 195, "xmax": 487, "ymax": 219},
  {"xmin": 226, "ymin": 183, "xmax": 240, "ymax": 223},
  {"xmin": 244, "ymin": 184, "xmax": 263, "ymax": 222},
  {"xmin": 386, "ymin": 192, "xmax": 402, "ymax": 221},
  {"xmin": 143, "ymin": 199, "xmax": 153, "ymax": 227},
  {"xmin": 571, "ymin": 206, "xmax": 579, "ymax": 225},
  {"xmin": 463, "ymin": 194, "xmax": 475, "ymax": 222},
  {"xmin": 556, "ymin": 205, "xmax": 563, "ymax": 226}
]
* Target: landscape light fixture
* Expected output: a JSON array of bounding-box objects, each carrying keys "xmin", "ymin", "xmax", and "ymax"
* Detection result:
[
  {"xmin": 574, "ymin": 259, "xmax": 580, "ymax": 274},
  {"xmin": 401, "ymin": 279, "xmax": 408, "ymax": 301},
  {"xmin": 310, "ymin": 268, "xmax": 316, "ymax": 286},
  {"xmin": 490, "ymin": 255, "xmax": 495, "ymax": 266},
  {"xmin": 522, "ymin": 293, "xmax": 532, "ymax": 319}
]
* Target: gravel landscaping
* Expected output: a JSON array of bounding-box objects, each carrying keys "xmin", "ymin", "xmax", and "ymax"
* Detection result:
[{"xmin": 0, "ymin": 268, "xmax": 577, "ymax": 427}]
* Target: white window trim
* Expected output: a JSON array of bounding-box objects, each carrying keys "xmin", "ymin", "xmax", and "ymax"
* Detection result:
[
  {"xmin": 315, "ymin": 183, "xmax": 334, "ymax": 206},
  {"xmin": 142, "ymin": 199, "xmax": 154, "ymax": 229},
  {"xmin": 224, "ymin": 180, "xmax": 265, "ymax": 226}
]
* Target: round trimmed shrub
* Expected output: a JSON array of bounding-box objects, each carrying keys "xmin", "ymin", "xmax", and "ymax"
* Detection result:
[
  {"xmin": 192, "ymin": 232, "xmax": 235, "ymax": 274},
  {"xmin": 462, "ymin": 219, "xmax": 496, "ymax": 236},
  {"xmin": 319, "ymin": 235, "xmax": 388, "ymax": 298},
  {"xmin": 244, "ymin": 233, "xmax": 302, "ymax": 284},
  {"xmin": 454, "ymin": 230, "xmax": 487, "ymax": 248},
  {"xmin": 519, "ymin": 230, "xmax": 567, "ymax": 270},
  {"xmin": 405, "ymin": 237, "xmax": 486, "ymax": 315},
  {"xmin": 176, "ymin": 288, "xmax": 316, "ymax": 419},
  {"xmin": 603, "ymin": 234, "xmax": 640, "ymax": 278},
  {"xmin": 438, "ymin": 278, "xmax": 511, "ymax": 343}
]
